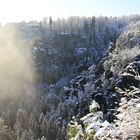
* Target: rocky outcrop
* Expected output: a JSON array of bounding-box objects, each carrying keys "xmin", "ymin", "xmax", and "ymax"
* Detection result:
[{"xmin": 67, "ymin": 42, "xmax": 140, "ymax": 139}]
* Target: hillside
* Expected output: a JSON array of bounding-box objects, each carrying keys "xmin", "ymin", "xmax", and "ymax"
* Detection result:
[
  {"xmin": 68, "ymin": 21, "xmax": 140, "ymax": 140},
  {"xmin": 0, "ymin": 16, "xmax": 140, "ymax": 140}
]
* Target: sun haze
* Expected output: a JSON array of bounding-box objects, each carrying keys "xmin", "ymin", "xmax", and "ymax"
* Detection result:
[{"xmin": 0, "ymin": 0, "xmax": 140, "ymax": 23}]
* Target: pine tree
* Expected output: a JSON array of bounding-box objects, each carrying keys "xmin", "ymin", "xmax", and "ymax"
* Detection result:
[{"xmin": 49, "ymin": 16, "xmax": 52, "ymax": 26}]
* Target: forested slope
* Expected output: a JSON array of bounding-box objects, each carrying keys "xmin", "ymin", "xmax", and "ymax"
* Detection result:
[{"xmin": 0, "ymin": 16, "xmax": 140, "ymax": 140}]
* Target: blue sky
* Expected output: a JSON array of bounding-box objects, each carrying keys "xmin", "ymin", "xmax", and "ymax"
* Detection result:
[
  {"xmin": 56, "ymin": 0, "xmax": 140, "ymax": 17},
  {"xmin": 0, "ymin": 0, "xmax": 140, "ymax": 23}
]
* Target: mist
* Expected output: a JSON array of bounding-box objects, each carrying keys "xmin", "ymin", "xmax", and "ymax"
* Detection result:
[{"xmin": 0, "ymin": 25, "xmax": 34, "ymax": 96}]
